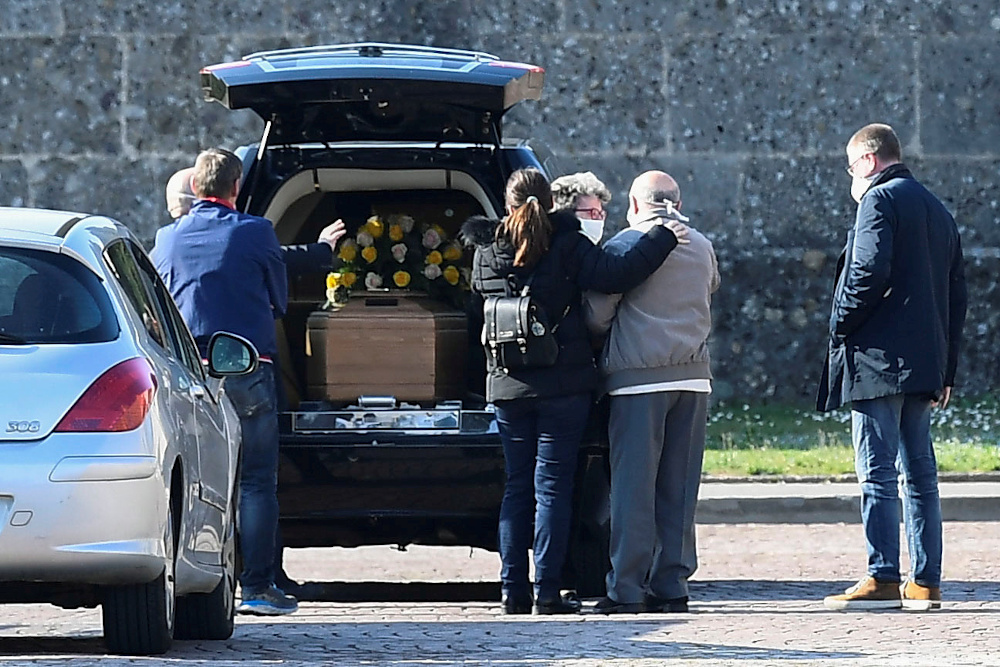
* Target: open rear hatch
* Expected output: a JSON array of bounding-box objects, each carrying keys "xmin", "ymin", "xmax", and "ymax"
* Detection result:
[{"xmin": 200, "ymin": 42, "xmax": 545, "ymax": 145}]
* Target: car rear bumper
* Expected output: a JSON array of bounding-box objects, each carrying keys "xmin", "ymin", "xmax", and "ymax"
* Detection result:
[{"xmin": 0, "ymin": 451, "xmax": 167, "ymax": 585}]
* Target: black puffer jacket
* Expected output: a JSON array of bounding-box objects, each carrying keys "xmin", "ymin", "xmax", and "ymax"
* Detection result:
[{"xmin": 462, "ymin": 210, "xmax": 680, "ymax": 402}]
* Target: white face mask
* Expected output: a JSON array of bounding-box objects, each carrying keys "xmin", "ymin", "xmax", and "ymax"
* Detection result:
[
  {"xmin": 626, "ymin": 206, "xmax": 641, "ymax": 227},
  {"xmin": 579, "ymin": 218, "xmax": 604, "ymax": 244},
  {"xmin": 851, "ymin": 174, "xmax": 875, "ymax": 203}
]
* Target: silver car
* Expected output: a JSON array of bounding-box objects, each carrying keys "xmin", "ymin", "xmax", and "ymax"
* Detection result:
[{"xmin": 0, "ymin": 208, "xmax": 256, "ymax": 655}]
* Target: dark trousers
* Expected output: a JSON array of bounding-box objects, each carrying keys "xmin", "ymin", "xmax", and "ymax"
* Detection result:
[
  {"xmin": 607, "ymin": 391, "xmax": 707, "ymax": 602},
  {"xmin": 494, "ymin": 393, "xmax": 590, "ymax": 599},
  {"xmin": 225, "ymin": 362, "xmax": 281, "ymax": 593}
]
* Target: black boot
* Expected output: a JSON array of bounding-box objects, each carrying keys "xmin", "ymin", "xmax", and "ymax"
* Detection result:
[{"xmin": 534, "ymin": 591, "xmax": 582, "ymax": 615}]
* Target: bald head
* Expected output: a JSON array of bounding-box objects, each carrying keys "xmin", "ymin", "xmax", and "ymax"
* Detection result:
[
  {"xmin": 629, "ymin": 170, "xmax": 681, "ymax": 211},
  {"xmin": 165, "ymin": 167, "xmax": 196, "ymax": 220},
  {"xmin": 628, "ymin": 171, "xmax": 681, "ymax": 207}
]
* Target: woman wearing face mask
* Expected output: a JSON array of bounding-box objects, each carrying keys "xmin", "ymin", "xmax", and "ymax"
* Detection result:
[
  {"xmin": 461, "ymin": 168, "xmax": 688, "ymax": 616},
  {"xmin": 551, "ymin": 171, "xmax": 612, "ymax": 244}
]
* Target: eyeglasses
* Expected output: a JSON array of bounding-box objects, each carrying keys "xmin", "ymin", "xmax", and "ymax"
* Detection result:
[
  {"xmin": 574, "ymin": 207, "xmax": 607, "ymax": 221},
  {"xmin": 846, "ymin": 152, "xmax": 873, "ymax": 177}
]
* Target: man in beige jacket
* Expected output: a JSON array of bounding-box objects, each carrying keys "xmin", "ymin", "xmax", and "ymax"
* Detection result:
[{"xmin": 585, "ymin": 170, "xmax": 720, "ymax": 614}]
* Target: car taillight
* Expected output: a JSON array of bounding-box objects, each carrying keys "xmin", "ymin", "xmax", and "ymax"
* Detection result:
[{"xmin": 55, "ymin": 358, "xmax": 157, "ymax": 433}]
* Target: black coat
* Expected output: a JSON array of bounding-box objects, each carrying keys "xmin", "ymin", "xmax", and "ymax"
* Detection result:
[
  {"xmin": 817, "ymin": 164, "xmax": 967, "ymax": 411},
  {"xmin": 463, "ymin": 210, "xmax": 679, "ymax": 402}
]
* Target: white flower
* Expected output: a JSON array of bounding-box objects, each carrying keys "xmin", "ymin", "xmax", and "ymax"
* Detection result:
[
  {"xmin": 398, "ymin": 215, "xmax": 415, "ymax": 233},
  {"xmin": 357, "ymin": 231, "xmax": 375, "ymax": 248},
  {"xmin": 364, "ymin": 272, "xmax": 383, "ymax": 290},
  {"xmin": 391, "ymin": 243, "xmax": 408, "ymax": 263},
  {"xmin": 422, "ymin": 228, "xmax": 442, "ymax": 249},
  {"xmin": 423, "ymin": 263, "xmax": 442, "ymax": 280}
]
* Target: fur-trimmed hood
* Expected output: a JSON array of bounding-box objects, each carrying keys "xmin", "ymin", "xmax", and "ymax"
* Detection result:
[
  {"xmin": 460, "ymin": 214, "xmax": 499, "ymax": 248},
  {"xmin": 460, "ymin": 210, "xmax": 582, "ymax": 248}
]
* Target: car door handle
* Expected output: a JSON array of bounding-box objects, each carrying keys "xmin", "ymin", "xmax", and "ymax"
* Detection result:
[{"xmin": 189, "ymin": 384, "xmax": 206, "ymax": 400}]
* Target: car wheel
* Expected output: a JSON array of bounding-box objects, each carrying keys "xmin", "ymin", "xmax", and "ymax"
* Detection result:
[
  {"xmin": 102, "ymin": 498, "xmax": 176, "ymax": 655},
  {"xmin": 175, "ymin": 482, "xmax": 238, "ymax": 640}
]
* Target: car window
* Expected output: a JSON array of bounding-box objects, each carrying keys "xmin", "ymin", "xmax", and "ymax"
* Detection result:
[
  {"xmin": 128, "ymin": 241, "xmax": 206, "ymax": 382},
  {"xmin": 0, "ymin": 246, "xmax": 118, "ymax": 344},
  {"xmin": 104, "ymin": 240, "xmax": 171, "ymax": 351}
]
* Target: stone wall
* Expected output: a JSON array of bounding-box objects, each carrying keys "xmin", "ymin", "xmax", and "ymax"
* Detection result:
[{"xmin": 2, "ymin": 1, "xmax": 998, "ymax": 403}]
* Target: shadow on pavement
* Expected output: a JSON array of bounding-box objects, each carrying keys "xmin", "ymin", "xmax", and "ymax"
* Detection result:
[
  {"xmin": 282, "ymin": 579, "xmax": 1000, "ymax": 604},
  {"xmin": 283, "ymin": 580, "xmax": 501, "ymax": 602}
]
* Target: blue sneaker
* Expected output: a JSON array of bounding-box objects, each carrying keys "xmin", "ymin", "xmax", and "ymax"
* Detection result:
[{"xmin": 237, "ymin": 584, "xmax": 299, "ymax": 616}]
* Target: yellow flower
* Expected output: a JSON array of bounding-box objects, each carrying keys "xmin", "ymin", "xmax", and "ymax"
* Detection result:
[
  {"xmin": 366, "ymin": 216, "xmax": 384, "ymax": 238},
  {"xmin": 326, "ymin": 272, "xmax": 342, "ymax": 289},
  {"xmin": 443, "ymin": 265, "xmax": 460, "ymax": 286},
  {"xmin": 342, "ymin": 272, "xmax": 357, "ymax": 288},
  {"xmin": 362, "ymin": 246, "xmax": 378, "ymax": 263},
  {"xmin": 389, "ymin": 224, "xmax": 404, "ymax": 242},
  {"xmin": 427, "ymin": 250, "xmax": 443, "ymax": 265},
  {"xmin": 443, "ymin": 243, "xmax": 462, "ymax": 261},
  {"xmin": 393, "ymin": 271, "xmax": 412, "ymax": 288},
  {"xmin": 338, "ymin": 242, "xmax": 357, "ymax": 262}
]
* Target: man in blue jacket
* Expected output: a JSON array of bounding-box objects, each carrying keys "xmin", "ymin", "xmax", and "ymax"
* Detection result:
[
  {"xmin": 152, "ymin": 148, "xmax": 335, "ymax": 615},
  {"xmin": 818, "ymin": 124, "xmax": 967, "ymax": 611}
]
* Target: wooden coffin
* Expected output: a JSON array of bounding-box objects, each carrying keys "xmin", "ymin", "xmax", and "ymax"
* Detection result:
[{"xmin": 306, "ymin": 294, "xmax": 468, "ymax": 404}]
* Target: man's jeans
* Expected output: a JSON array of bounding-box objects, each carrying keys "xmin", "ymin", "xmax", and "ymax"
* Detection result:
[
  {"xmin": 225, "ymin": 362, "xmax": 281, "ymax": 593},
  {"xmin": 852, "ymin": 394, "xmax": 942, "ymax": 587},
  {"xmin": 494, "ymin": 393, "xmax": 590, "ymax": 600}
]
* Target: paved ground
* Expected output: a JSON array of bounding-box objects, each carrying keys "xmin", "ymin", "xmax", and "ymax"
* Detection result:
[{"xmin": 1, "ymin": 522, "xmax": 998, "ymax": 666}]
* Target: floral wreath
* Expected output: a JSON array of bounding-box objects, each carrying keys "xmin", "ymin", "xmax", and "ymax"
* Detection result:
[{"xmin": 325, "ymin": 214, "xmax": 471, "ymax": 310}]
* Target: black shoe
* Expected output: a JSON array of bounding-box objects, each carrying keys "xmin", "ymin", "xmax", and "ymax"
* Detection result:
[
  {"xmin": 645, "ymin": 594, "xmax": 689, "ymax": 613},
  {"xmin": 534, "ymin": 592, "xmax": 582, "ymax": 615},
  {"xmin": 561, "ymin": 589, "xmax": 582, "ymax": 607},
  {"xmin": 501, "ymin": 592, "xmax": 533, "ymax": 615},
  {"xmin": 591, "ymin": 595, "xmax": 649, "ymax": 615}
]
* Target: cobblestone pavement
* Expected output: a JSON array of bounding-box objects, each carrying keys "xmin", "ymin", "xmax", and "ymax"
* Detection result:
[{"xmin": 1, "ymin": 523, "xmax": 997, "ymax": 666}]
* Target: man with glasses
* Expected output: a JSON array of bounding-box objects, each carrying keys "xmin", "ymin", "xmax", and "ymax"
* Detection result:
[
  {"xmin": 584, "ymin": 170, "xmax": 718, "ymax": 614},
  {"xmin": 551, "ymin": 171, "xmax": 612, "ymax": 244},
  {"xmin": 819, "ymin": 123, "xmax": 967, "ymax": 611}
]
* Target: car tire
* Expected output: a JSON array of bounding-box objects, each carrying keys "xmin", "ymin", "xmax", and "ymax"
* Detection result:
[
  {"xmin": 174, "ymin": 482, "xmax": 237, "ymax": 640},
  {"xmin": 102, "ymin": 500, "xmax": 176, "ymax": 655}
]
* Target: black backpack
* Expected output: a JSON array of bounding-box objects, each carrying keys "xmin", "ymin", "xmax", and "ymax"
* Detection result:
[{"xmin": 482, "ymin": 274, "xmax": 568, "ymax": 372}]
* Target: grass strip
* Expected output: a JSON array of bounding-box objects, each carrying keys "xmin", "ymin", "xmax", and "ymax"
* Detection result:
[{"xmin": 704, "ymin": 396, "xmax": 1000, "ymax": 477}]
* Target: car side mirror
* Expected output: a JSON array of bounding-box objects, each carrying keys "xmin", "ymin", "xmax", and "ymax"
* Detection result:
[{"xmin": 206, "ymin": 332, "xmax": 259, "ymax": 378}]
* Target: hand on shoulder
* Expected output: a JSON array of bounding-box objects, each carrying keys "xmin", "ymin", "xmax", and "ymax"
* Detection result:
[{"xmin": 660, "ymin": 219, "xmax": 690, "ymax": 244}]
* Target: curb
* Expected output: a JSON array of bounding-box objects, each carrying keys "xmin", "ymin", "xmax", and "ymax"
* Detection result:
[
  {"xmin": 695, "ymin": 481, "xmax": 1000, "ymax": 524},
  {"xmin": 701, "ymin": 471, "xmax": 1000, "ymax": 484}
]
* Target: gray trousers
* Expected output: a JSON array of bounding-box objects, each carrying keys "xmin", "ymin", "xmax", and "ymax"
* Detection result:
[{"xmin": 606, "ymin": 391, "xmax": 708, "ymax": 603}]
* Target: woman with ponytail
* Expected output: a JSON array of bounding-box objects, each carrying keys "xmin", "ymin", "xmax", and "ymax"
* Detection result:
[{"xmin": 462, "ymin": 167, "xmax": 687, "ymax": 615}]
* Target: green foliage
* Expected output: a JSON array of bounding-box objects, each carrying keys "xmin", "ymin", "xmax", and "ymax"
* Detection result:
[{"xmin": 704, "ymin": 395, "xmax": 1000, "ymax": 477}]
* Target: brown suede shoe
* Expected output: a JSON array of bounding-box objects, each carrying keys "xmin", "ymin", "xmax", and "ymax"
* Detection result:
[
  {"xmin": 901, "ymin": 580, "xmax": 942, "ymax": 611},
  {"xmin": 823, "ymin": 576, "xmax": 902, "ymax": 610}
]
